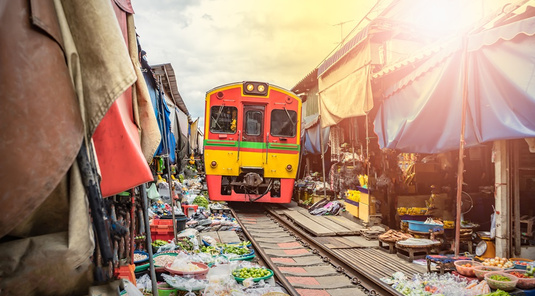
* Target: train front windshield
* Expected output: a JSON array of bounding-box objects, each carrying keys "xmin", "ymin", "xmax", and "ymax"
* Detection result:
[
  {"xmin": 270, "ymin": 109, "xmax": 297, "ymax": 137},
  {"xmin": 210, "ymin": 106, "xmax": 237, "ymax": 134}
]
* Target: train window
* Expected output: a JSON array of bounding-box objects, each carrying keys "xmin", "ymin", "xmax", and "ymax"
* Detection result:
[
  {"xmin": 245, "ymin": 110, "xmax": 263, "ymax": 136},
  {"xmin": 271, "ymin": 109, "xmax": 297, "ymax": 137},
  {"xmin": 210, "ymin": 106, "xmax": 237, "ymax": 134}
]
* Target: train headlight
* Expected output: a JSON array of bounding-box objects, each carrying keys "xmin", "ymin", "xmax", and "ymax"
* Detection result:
[
  {"xmin": 210, "ymin": 161, "xmax": 217, "ymax": 168},
  {"xmin": 286, "ymin": 164, "xmax": 292, "ymax": 172},
  {"xmin": 243, "ymin": 81, "xmax": 268, "ymax": 96}
]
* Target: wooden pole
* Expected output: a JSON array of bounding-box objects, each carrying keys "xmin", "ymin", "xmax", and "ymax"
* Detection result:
[
  {"xmin": 158, "ymin": 77, "xmax": 178, "ymax": 242},
  {"xmin": 455, "ymin": 37, "xmax": 469, "ymax": 257}
]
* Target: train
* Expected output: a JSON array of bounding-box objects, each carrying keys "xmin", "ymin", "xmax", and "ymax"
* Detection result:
[{"xmin": 203, "ymin": 81, "xmax": 302, "ymax": 203}]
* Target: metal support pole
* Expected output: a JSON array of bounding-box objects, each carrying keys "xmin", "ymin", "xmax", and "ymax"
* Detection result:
[{"xmin": 140, "ymin": 184, "xmax": 158, "ymax": 296}]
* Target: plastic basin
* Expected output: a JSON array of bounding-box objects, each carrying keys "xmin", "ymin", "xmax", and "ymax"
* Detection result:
[
  {"xmin": 454, "ymin": 260, "xmax": 482, "ymax": 277},
  {"xmin": 164, "ymin": 262, "xmax": 209, "ymax": 279},
  {"xmin": 133, "ymin": 250, "xmax": 149, "ymax": 264},
  {"xmin": 473, "ymin": 265, "xmax": 503, "ymax": 281},
  {"xmin": 233, "ymin": 268, "xmax": 273, "ymax": 283},
  {"xmin": 407, "ymin": 220, "xmax": 444, "ymax": 232},
  {"xmin": 513, "ymin": 260, "xmax": 531, "ymax": 270},
  {"xmin": 504, "ymin": 269, "xmax": 535, "ymax": 290},
  {"xmin": 485, "ymin": 271, "xmax": 519, "ymax": 291}
]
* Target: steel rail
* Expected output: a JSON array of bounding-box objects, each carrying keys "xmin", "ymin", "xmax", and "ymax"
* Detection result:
[
  {"xmin": 230, "ymin": 208, "xmax": 300, "ymax": 296},
  {"xmin": 265, "ymin": 207, "xmax": 403, "ymax": 296}
]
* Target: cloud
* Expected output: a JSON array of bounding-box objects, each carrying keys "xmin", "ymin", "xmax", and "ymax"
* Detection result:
[{"xmin": 131, "ymin": 0, "xmax": 376, "ymax": 125}]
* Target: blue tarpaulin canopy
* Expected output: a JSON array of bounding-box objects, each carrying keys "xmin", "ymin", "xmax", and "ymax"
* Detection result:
[
  {"xmin": 301, "ymin": 114, "xmax": 330, "ymax": 155},
  {"xmin": 374, "ymin": 15, "xmax": 535, "ymax": 153}
]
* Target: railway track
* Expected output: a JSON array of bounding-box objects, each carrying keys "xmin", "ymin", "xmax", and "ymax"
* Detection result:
[{"xmin": 231, "ymin": 204, "xmax": 402, "ymax": 296}]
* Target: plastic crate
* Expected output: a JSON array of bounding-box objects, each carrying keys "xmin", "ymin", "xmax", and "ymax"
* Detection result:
[
  {"xmin": 150, "ymin": 219, "xmax": 174, "ymax": 242},
  {"xmin": 344, "ymin": 198, "xmax": 359, "ymax": 218},
  {"xmin": 115, "ymin": 264, "xmax": 136, "ymax": 285}
]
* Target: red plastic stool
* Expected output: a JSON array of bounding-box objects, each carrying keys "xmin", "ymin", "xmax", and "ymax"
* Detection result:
[{"xmin": 182, "ymin": 204, "xmax": 198, "ymax": 217}]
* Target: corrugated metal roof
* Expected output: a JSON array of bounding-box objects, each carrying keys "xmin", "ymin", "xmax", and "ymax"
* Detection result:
[
  {"xmin": 291, "ymin": 68, "xmax": 318, "ymax": 99},
  {"xmin": 151, "ymin": 63, "xmax": 189, "ymax": 115},
  {"xmin": 317, "ymin": 25, "xmax": 369, "ymax": 77}
]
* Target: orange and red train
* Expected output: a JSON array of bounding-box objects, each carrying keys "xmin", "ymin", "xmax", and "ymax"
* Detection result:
[{"xmin": 203, "ymin": 81, "xmax": 301, "ymax": 203}]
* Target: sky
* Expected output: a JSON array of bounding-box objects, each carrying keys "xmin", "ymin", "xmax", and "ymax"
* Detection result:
[{"xmin": 130, "ymin": 0, "xmax": 379, "ymax": 127}]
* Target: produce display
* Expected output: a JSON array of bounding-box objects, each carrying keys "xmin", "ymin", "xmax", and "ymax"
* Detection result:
[
  {"xmin": 513, "ymin": 260, "xmax": 531, "ymax": 269},
  {"xmin": 528, "ymin": 264, "xmax": 534, "ymax": 276},
  {"xmin": 133, "ymin": 252, "xmax": 148, "ymax": 263},
  {"xmin": 488, "ymin": 274, "xmax": 512, "ymax": 281},
  {"xmin": 221, "ymin": 244, "xmax": 251, "ymax": 256},
  {"xmin": 473, "ymin": 266, "xmax": 503, "ymax": 281},
  {"xmin": 482, "ymin": 257, "xmax": 514, "ymax": 268},
  {"xmin": 151, "ymin": 239, "xmax": 168, "ymax": 249},
  {"xmin": 454, "ymin": 260, "xmax": 482, "ymax": 277},
  {"xmin": 192, "ymin": 195, "xmax": 209, "ymax": 209},
  {"xmin": 465, "ymin": 280, "xmax": 490, "ymax": 295},
  {"xmin": 509, "ymin": 270, "xmax": 533, "ymax": 278},
  {"xmin": 233, "ymin": 267, "xmax": 271, "ymax": 280},
  {"xmin": 154, "ymin": 254, "xmax": 176, "ymax": 267},
  {"xmin": 485, "ymin": 290, "xmax": 511, "ymax": 296},
  {"xmin": 506, "ymin": 266, "xmax": 535, "ymax": 289},
  {"xmin": 485, "ymin": 272, "xmax": 518, "ymax": 291}
]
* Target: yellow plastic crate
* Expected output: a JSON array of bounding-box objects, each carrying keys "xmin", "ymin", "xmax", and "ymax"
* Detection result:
[
  {"xmin": 344, "ymin": 199, "xmax": 359, "ymax": 218},
  {"xmin": 346, "ymin": 190, "xmax": 360, "ymax": 202}
]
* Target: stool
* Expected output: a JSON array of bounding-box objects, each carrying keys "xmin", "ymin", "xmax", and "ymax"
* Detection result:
[
  {"xmin": 182, "ymin": 204, "xmax": 198, "ymax": 217},
  {"xmin": 378, "ymin": 239, "xmax": 397, "ymax": 254},
  {"xmin": 396, "ymin": 245, "xmax": 429, "ymax": 262}
]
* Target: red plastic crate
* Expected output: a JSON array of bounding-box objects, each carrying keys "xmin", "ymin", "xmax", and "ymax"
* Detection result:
[
  {"xmin": 115, "ymin": 264, "xmax": 136, "ymax": 285},
  {"xmin": 150, "ymin": 219, "xmax": 174, "ymax": 241}
]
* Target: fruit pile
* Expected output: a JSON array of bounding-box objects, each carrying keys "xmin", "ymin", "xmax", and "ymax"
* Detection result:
[
  {"xmin": 233, "ymin": 267, "xmax": 271, "ymax": 279},
  {"xmin": 482, "ymin": 257, "xmax": 514, "ymax": 268}
]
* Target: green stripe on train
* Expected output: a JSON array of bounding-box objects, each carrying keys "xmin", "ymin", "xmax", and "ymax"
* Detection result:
[{"xmin": 204, "ymin": 140, "xmax": 299, "ymax": 150}]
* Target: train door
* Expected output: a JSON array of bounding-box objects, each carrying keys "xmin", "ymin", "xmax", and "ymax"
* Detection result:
[{"xmin": 242, "ymin": 105, "xmax": 265, "ymax": 143}]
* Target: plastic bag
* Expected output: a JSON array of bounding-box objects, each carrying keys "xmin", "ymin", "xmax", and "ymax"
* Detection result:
[
  {"xmin": 136, "ymin": 274, "xmax": 152, "ymax": 292},
  {"xmin": 147, "ymin": 183, "xmax": 160, "ymax": 200},
  {"xmin": 157, "ymin": 241, "xmax": 176, "ymax": 253},
  {"xmin": 490, "ymin": 206, "xmax": 496, "ymax": 239}
]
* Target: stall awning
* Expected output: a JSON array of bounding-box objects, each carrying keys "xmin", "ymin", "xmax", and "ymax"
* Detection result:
[
  {"xmin": 318, "ymin": 37, "xmax": 373, "ymax": 128},
  {"xmin": 301, "ymin": 114, "xmax": 329, "ymax": 155},
  {"xmin": 374, "ymin": 15, "xmax": 535, "ymax": 153}
]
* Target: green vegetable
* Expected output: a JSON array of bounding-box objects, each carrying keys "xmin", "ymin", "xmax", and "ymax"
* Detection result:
[
  {"xmin": 192, "ymin": 195, "xmax": 209, "ymax": 208},
  {"xmin": 485, "ymin": 289, "xmax": 511, "ymax": 296},
  {"xmin": 489, "ymin": 274, "xmax": 511, "ymax": 281},
  {"xmin": 151, "ymin": 239, "xmax": 168, "ymax": 247}
]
